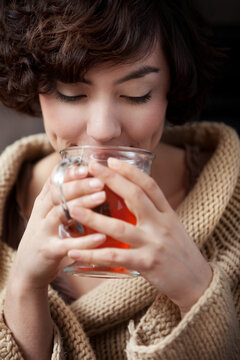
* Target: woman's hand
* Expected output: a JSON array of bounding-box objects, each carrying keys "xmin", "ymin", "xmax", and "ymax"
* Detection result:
[
  {"xmin": 4, "ymin": 166, "xmax": 109, "ymax": 359},
  {"xmin": 68, "ymin": 158, "xmax": 213, "ymax": 316},
  {"xmin": 8, "ymin": 167, "xmax": 107, "ymax": 291}
]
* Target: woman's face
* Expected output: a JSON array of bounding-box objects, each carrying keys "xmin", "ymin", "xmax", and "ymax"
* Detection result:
[{"xmin": 39, "ymin": 44, "xmax": 170, "ymax": 153}]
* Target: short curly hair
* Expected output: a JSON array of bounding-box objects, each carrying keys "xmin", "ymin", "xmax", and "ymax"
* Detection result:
[{"xmin": 0, "ymin": 0, "xmax": 223, "ymax": 124}]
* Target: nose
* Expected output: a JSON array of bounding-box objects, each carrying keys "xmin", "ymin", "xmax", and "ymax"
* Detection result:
[{"xmin": 86, "ymin": 101, "xmax": 121, "ymax": 143}]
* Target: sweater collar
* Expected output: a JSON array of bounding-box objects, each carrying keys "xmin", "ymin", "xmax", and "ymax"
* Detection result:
[{"xmin": 164, "ymin": 122, "xmax": 240, "ymax": 249}]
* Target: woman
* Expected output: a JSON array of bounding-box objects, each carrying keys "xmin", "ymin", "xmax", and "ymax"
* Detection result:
[{"xmin": 0, "ymin": 1, "xmax": 239, "ymax": 359}]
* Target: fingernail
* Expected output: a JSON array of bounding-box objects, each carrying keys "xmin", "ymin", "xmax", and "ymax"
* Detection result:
[
  {"xmin": 76, "ymin": 166, "xmax": 88, "ymax": 176},
  {"xmin": 70, "ymin": 166, "xmax": 87, "ymax": 178},
  {"xmin": 89, "ymin": 178, "xmax": 104, "ymax": 189},
  {"xmin": 90, "ymin": 191, "xmax": 106, "ymax": 201},
  {"xmin": 92, "ymin": 233, "xmax": 106, "ymax": 242},
  {"xmin": 89, "ymin": 162, "xmax": 104, "ymax": 174},
  {"xmin": 68, "ymin": 250, "xmax": 81, "ymax": 259},
  {"xmin": 108, "ymin": 157, "xmax": 121, "ymax": 168}
]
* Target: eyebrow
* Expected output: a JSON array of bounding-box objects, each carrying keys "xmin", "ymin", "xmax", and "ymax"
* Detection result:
[
  {"xmin": 114, "ymin": 66, "xmax": 160, "ymax": 84},
  {"xmin": 79, "ymin": 65, "xmax": 160, "ymax": 85}
]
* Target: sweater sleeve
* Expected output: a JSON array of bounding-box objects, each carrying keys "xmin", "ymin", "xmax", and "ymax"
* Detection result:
[
  {"xmin": 126, "ymin": 263, "xmax": 240, "ymax": 360},
  {"xmin": 0, "ymin": 300, "xmax": 64, "ymax": 360}
]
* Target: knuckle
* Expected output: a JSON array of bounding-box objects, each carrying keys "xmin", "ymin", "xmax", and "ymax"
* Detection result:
[
  {"xmin": 144, "ymin": 177, "xmax": 159, "ymax": 194},
  {"xmin": 106, "ymin": 249, "xmax": 118, "ymax": 262},
  {"xmin": 154, "ymin": 241, "xmax": 166, "ymax": 257},
  {"xmin": 38, "ymin": 242, "xmax": 51, "ymax": 259},
  {"xmin": 138, "ymin": 247, "xmax": 161, "ymax": 271},
  {"xmin": 49, "ymin": 185, "xmax": 61, "ymax": 206},
  {"xmin": 52, "ymin": 204, "xmax": 66, "ymax": 224},
  {"xmin": 52, "ymin": 238, "xmax": 70, "ymax": 258},
  {"xmin": 162, "ymin": 228, "xmax": 172, "ymax": 239},
  {"xmin": 133, "ymin": 185, "xmax": 144, "ymax": 200},
  {"xmin": 61, "ymin": 242, "xmax": 73, "ymax": 256},
  {"xmin": 160, "ymin": 221, "xmax": 172, "ymax": 238},
  {"xmin": 140, "ymin": 254, "xmax": 155, "ymax": 271},
  {"xmin": 51, "ymin": 193, "xmax": 59, "ymax": 207},
  {"xmin": 86, "ymin": 252, "xmax": 94, "ymax": 264}
]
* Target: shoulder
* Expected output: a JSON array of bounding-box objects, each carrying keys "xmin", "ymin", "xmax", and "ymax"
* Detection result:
[
  {"xmin": 0, "ymin": 134, "xmax": 55, "ymax": 219},
  {"xmin": 0, "ymin": 133, "xmax": 52, "ymax": 167},
  {"xmin": 0, "ymin": 133, "xmax": 53, "ymax": 199}
]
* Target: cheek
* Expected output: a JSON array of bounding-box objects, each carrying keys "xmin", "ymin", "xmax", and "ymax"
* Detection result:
[
  {"xmin": 40, "ymin": 95, "xmax": 84, "ymax": 140},
  {"xmin": 124, "ymin": 100, "xmax": 166, "ymax": 148}
]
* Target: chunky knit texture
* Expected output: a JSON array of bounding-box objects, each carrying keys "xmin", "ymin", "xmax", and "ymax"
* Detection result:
[{"xmin": 0, "ymin": 122, "xmax": 239, "ymax": 359}]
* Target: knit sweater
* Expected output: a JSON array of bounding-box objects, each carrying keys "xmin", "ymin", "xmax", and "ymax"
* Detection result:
[{"xmin": 0, "ymin": 122, "xmax": 239, "ymax": 360}]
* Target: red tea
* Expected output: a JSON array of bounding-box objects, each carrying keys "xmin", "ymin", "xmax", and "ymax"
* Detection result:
[{"xmin": 65, "ymin": 187, "xmax": 136, "ymax": 276}]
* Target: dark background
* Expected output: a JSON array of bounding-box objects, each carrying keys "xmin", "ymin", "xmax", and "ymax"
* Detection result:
[
  {"xmin": 0, "ymin": 0, "xmax": 239, "ymax": 152},
  {"xmin": 195, "ymin": 0, "xmax": 240, "ymax": 133}
]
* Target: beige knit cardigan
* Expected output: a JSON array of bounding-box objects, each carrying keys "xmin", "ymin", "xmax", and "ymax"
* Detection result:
[{"xmin": 0, "ymin": 122, "xmax": 239, "ymax": 360}]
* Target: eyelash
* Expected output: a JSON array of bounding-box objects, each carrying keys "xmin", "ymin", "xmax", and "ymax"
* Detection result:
[
  {"xmin": 55, "ymin": 91, "xmax": 86, "ymax": 103},
  {"xmin": 55, "ymin": 90, "xmax": 152, "ymax": 104},
  {"xmin": 121, "ymin": 91, "xmax": 152, "ymax": 104}
]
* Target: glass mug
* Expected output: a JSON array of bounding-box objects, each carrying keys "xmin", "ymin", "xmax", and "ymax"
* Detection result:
[{"xmin": 52, "ymin": 145, "xmax": 155, "ymax": 278}]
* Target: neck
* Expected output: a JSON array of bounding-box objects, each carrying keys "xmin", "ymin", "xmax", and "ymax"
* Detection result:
[{"xmin": 151, "ymin": 142, "xmax": 188, "ymax": 206}]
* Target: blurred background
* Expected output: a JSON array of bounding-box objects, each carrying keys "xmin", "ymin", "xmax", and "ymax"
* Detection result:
[
  {"xmin": 195, "ymin": 0, "xmax": 240, "ymax": 132},
  {"xmin": 0, "ymin": 0, "xmax": 239, "ymax": 152}
]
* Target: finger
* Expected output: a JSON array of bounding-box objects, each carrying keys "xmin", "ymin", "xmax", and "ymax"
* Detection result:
[
  {"xmin": 67, "ymin": 247, "xmax": 144, "ymax": 273},
  {"xmin": 88, "ymin": 162, "xmax": 156, "ymax": 219},
  {"xmin": 69, "ymin": 190, "xmax": 106, "ymax": 209},
  {"xmin": 50, "ymin": 176, "xmax": 104, "ymax": 219},
  {"xmin": 61, "ymin": 177, "xmax": 105, "ymax": 202},
  {"xmin": 51, "ymin": 164, "xmax": 88, "ymax": 184},
  {"xmin": 49, "ymin": 165, "xmax": 89, "ymax": 211},
  {"xmin": 63, "ymin": 165, "xmax": 88, "ymax": 182},
  {"xmin": 52, "ymin": 190, "xmax": 106, "ymax": 223},
  {"xmin": 33, "ymin": 177, "xmax": 55, "ymax": 218},
  {"xmin": 37, "ymin": 176, "xmax": 104, "ymax": 221},
  {"xmin": 71, "ymin": 206, "xmax": 144, "ymax": 248},
  {"xmin": 108, "ymin": 158, "xmax": 171, "ymax": 213},
  {"xmin": 68, "ymin": 247, "xmax": 134, "ymax": 267},
  {"xmin": 45, "ymin": 233, "xmax": 107, "ymax": 260},
  {"xmin": 51, "ymin": 175, "xmax": 104, "ymax": 211}
]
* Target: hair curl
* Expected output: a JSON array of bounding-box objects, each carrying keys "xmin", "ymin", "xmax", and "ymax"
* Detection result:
[{"xmin": 0, "ymin": 0, "xmax": 223, "ymax": 124}]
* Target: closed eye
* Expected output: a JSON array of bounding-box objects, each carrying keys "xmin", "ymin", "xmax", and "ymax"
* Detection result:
[
  {"xmin": 55, "ymin": 91, "xmax": 86, "ymax": 103},
  {"xmin": 120, "ymin": 90, "xmax": 152, "ymax": 104},
  {"xmin": 55, "ymin": 90, "xmax": 152, "ymax": 104}
]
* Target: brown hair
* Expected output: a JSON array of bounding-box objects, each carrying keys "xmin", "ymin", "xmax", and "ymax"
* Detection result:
[{"xmin": 0, "ymin": 0, "xmax": 223, "ymax": 124}]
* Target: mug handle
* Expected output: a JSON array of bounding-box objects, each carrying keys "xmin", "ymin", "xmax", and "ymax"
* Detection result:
[{"xmin": 52, "ymin": 158, "xmax": 85, "ymax": 235}]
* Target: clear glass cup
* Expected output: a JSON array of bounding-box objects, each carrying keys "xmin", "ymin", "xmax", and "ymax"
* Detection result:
[{"xmin": 52, "ymin": 145, "xmax": 155, "ymax": 278}]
